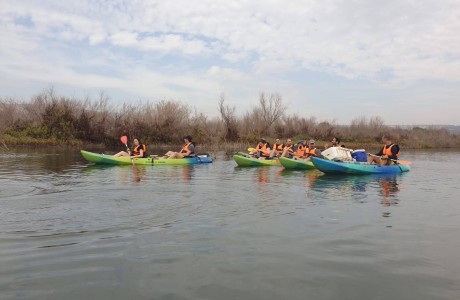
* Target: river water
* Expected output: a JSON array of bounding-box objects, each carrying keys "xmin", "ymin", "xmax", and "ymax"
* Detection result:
[{"xmin": 0, "ymin": 148, "xmax": 459, "ymax": 300}]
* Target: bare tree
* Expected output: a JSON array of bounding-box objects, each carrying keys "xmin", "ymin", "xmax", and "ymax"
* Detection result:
[
  {"xmin": 241, "ymin": 107, "xmax": 263, "ymax": 140},
  {"xmin": 258, "ymin": 92, "xmax": 287, "ymax": 136},
  {"xmin": 218, "ymin": 94, "xmax": 239, "ymax": 142},
  {"xmin": 369, "ymin": 116, "xmax": 385, "ymax": 133}
]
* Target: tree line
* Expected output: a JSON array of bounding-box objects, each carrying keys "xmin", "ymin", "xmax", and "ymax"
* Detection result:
[{"xmin": 1, "ymin": 89, "xmax": 459, "ymax": 149}]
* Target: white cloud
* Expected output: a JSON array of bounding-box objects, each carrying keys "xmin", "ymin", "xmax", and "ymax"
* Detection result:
[
  {"xmin": 109, "ymin": 31, "xmax": 138, "ymax": 47},
  {"xmin": 1, "ymin": 0, "xmax": 460, "ymax": 124}
]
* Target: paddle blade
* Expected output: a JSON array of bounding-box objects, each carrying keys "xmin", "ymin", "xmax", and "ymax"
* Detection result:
[
  {"xmin": 397, "ymin": 160, "xmax": 411, "ymax": 165},
  {"xmin": 120, "ymin": 136, "xmax": 128, "ymax": 144},
  {"xmin": 248, "ymin": 147, "xmax": 255, "ymax": 152}
]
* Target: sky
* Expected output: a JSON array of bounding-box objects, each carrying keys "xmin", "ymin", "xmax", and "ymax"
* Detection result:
[{"xmin": 1, "ymin": 0, "xmax": 459, "ymax": 125}]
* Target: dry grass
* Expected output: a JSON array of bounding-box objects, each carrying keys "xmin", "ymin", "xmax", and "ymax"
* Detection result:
[{"xmin": 1, "ymin": 90, "xmax": 459, "ymax": 149}]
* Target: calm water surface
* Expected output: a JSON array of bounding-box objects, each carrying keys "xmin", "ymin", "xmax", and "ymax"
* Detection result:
[{"xmin": 0, "ymin": 148, "xmax": 459, "ymax": 299}]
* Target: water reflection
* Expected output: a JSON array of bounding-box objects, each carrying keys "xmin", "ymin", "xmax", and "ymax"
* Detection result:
[
  {"xmin": 255, "ymin": 167, "xmax": 270, "ymax": 184},
  {"xmin": 181, "ymin": 165, "xmax": 194, "ymax": 183},
  {"xmin": 279, "ymin": 169, "xmax": 321, "ymax": 190},
  {"xmin": 3, "ymin": 149, "xmax": 460, "ymax": 300},
  {"xmin": 132, "ymin": 166, "xmax": 146, "ymax": 184},
  {"xmin": 81, "ymin": 164, "xmax": 120, "ymax": 174},
  {"xmin": 0, "ymin": 150, "xmax": 84, "ymax": 177},
  {"xmin": 155, "ymin": 165, "xmax": 195, "ymax": 184},
  {"xmin": 378, "ymin": 175, "xmax": 400, "ymax": 206},
  {"xmin": 81, "ymin": 164, "xmax": 197, "ymax": 185},
  {"xmin": 108, "ymin": 165, "xmax": 144, "ymax": 185},
  {"xmin": 309, "ymin": 174, "xmax": 403, "ymax": 212},
  {"xmin": 81, "ymin": 164, "xmax": 144, "ymax": 185}
]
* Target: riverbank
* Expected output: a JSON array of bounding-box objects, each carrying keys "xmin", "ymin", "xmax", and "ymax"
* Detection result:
[
  {"xmin": 0, "ymin": 134, "xmax": 449, "ymax": 154},
  {"xmin": 2, "ymin": 91, "xmax": 460, "ymax": 150}
]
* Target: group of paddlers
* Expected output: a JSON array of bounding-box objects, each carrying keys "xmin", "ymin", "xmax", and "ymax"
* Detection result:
[
  {"xmin": 249, "ymin": 137, "xmax": 322, "ymax": 160},
  {"xmin": 112, "ymin": 133, "xmax": 400, "ymax": 166},
  {"xmin": 249, "ymin": 135, "xmax": 400, "ymax": 166},
  {"xmin": 113, "ymin": 135, "xmax": 195, "ymax": 159}
]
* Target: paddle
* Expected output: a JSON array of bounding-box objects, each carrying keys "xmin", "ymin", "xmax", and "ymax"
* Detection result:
[
  {"xmin": 120, "ymin": 136, "xmax": 135, "ymax": 165},
  {"xmin": 369, "ymin": 154, "xmax": 411, "ymax": 165},
  {"xmin": 120, "ymin": 136, "xmax": 130, "ymax": 155}
]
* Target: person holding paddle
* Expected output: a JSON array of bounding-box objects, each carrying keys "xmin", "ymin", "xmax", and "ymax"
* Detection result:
[
  {"xmin": 368, "ymin": 135, "xmax": 400, "ymax": 166},
  {"xmin": 114, "ymin": 137, "xmax": 147, "ymax": 158}
]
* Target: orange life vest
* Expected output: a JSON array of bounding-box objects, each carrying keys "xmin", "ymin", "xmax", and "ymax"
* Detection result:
[
  {"xmin": 382, "ymin": 144, "xmax": 399, "ymax": 157},
  {"xmin": 256, "ymin": 143, "xmax": 270, "ymax": 157},
  {"xmin": 284, "ymin": 144, "xmax": 295, "ymax": 154},
  {"xmin": 180, "ymin": 142, "xmax": 193, "ymax": 154},
  {"xmin": 296, "ymin": 144, "xmax": 305, "ymax": 157},
  {"xmin": 305, "ymin": 147, "xmax": 318, "ymax": 157},
  {"xmin": 273, "ymin": 143, "xmax": 284, "ymax": 151},
  {"xmin": 132, "ymin": 144, "xmax": 146, "ymax": 156}
]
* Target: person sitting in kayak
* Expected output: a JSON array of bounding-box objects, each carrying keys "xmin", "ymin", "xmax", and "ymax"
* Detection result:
[
  {"xmin": 165, "ymin": 135, "xmax": 195, "ymax": 159},
  {"xmin": 293, "ymin": 140, "xmax": 306, "ymax": 159},
  {"xmin": 281, "ymin": 138, "xmax": 296, "ymax": 158},
  {"xmin": 270, "ymin": 138, "xmax": 285, "ymax": 158},
  {"xmin": 324, "ymin": 137, "xmax": 341, "ymax": 149},
  {"xmin": 368, "ymin": 135, "xmax": 400, "ymax": 166},
  {"xmin": 304, "ymin": 139, "xmax": 322, "ymax": 161},
  {"xmin": 113, "ymin": 138, "xmax": 147, "ymax": 158},
  {"xmin": 249, "ymin": 138, "xmax": 271, "ymax": 159}
]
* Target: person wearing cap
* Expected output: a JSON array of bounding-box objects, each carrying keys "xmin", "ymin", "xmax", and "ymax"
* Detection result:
[
  {"xmin": 249, "ymin": 138, "xmax": 271, "ymax": 159},
  {"xmin": 304, "ymin": 139, "xmax": 322, "ymax": 160},
  {"xmin": 164, "ymin": 135, "xmax": 195, "ymax": 159}
]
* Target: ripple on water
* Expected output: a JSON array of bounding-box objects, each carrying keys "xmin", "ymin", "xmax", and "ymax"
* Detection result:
[
  {"xmin": 1, "ymin": 150, "xmax": 460, "ymax": 299},
  {"xmin": 0, "ymin": 245, "xmax": 124, "ymax": 299}
]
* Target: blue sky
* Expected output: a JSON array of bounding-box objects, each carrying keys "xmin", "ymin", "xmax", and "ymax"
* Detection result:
[{"xmin": 1, "ymin": 0, "xmax": 459, "ymax": 125}]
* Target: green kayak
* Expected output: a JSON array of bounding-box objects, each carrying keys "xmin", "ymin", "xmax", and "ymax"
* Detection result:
[
  {"xmin": 81, "ymin": 150, "xmax": 213, "ymax": 165},
  {"xmin": 233, "ymin": 153, "xmax": 280, "ymax": 167},
  {"xmin": 279, "ymin": 157, "xmax": 316, "ymax": 170}
]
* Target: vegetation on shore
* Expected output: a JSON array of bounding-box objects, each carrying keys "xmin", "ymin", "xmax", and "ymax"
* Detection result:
[{"xmin": 1, "ymin": 89, "xmax": 459, "ymax": 151}]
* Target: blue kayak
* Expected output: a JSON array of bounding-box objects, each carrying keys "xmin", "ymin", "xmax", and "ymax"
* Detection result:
[{"xmin": 311, "ymin": 157, "xmax": 410, "ymax": 175}]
